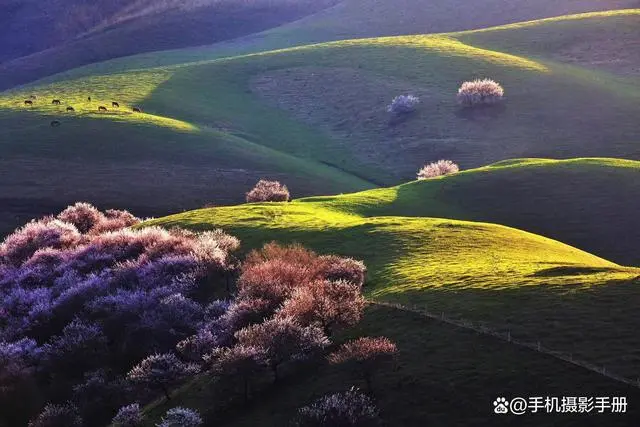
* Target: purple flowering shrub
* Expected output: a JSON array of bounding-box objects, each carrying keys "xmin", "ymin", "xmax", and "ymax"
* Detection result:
[
  {"xmin": 28, "ymin": 402, "xmax": 83, "ymax": 427},
  {"xmin": 111, "ymin": 403, "xmax": 144, "ymax": 427},
  {"xmin": 0, "ymin": 203, "xmax": 240, "ymax": 425},
  {"xmin": 295, "ymin": 387, "xmax": 381, "ymax": 426},
  {"xmin": 157, "ymin": 407, "xmax": 203, "ymax": 427},
  {"xmin": 127, "ymin": 353, "xmax": 199, "ymax": 400}
]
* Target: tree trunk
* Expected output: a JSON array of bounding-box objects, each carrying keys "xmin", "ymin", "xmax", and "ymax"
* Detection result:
[
  {"xmin": 161, "ymin": 384, "xmax": 171, "ymax": 401},
  {"xmin": 364, "ymin": 372, "xmax": 373, "ymax": 394}
]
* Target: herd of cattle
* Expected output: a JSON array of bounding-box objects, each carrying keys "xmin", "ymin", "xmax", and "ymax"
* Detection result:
[{"xmin": 22, "ymin": 94, "xmax": 143, "ymax": 127}]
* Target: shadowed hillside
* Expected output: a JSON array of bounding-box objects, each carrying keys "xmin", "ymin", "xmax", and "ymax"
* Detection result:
[
  {"xmin": 299, "ymin": 158, "xmax": 640, "ymax": 266},
  {"xmin": 144, "ymin": 160, "xmax": 640, "ymax": 422},
  {"xmin": 1, "ymin": 0, "xmax": 639, "ymax": 89},
  {"xmin": 1, "ymin": 12, "xmax": 639, "ymax": 238},
  {"xmin": 0, "ymin": 0, "xmax": 338, "ymax": 90}
]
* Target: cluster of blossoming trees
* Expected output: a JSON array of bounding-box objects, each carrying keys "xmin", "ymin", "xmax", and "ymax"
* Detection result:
[
  {"xmin": 385, "ymin": 78, "xmax": 505, "ymax": 183},
  {"xmin": 0, "ymin": 203, "xmax": 397, "ymax": 426}
]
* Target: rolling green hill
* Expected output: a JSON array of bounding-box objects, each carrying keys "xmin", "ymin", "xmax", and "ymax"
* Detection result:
[
  {"xmin": 145, "ymin": 158, "xmax": 640, "ymax": 379},
  {"xmin": 1, "ymin": 10, "xmax": 639, "ymax": 239},
  {"xmin": 0, "ymin": 0, "xmax": 340, "ymax": 90},
  {"xmin": 20, "ymin": 3, "xmax": 640, "ymax": 84},
  {"xmin": 295, "ymin": 158, "xmax": 640, "ymax": 266},
  {"xmin": 142, "ymin": 158, "xmax": 640, "ymax": 425}
]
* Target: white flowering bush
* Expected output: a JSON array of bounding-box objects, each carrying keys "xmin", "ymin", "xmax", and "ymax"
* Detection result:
[
  {"xmin": 112, "ymin": 403, "xmax": 143, "ymax": 427},
  {"xmin": 157, "ymin": 407, "xmax": 203, "ymax": 427},
  {"xmin": 246, "ymin": 180, "xmax": 290, "ymax": 203},
  {"xmin": 417, "ymin": 160, "xmax": 460, "ymax": 180},
  {"xmin": 457, "ymin": 79, "xmax": 504, "ymax": 107},
  {"xmin": 386, "ymin": 95, "xmax": 420, "ymax": 114},
  {"xmin": 295, "ymin": 387, "xmax": 380, "ymax": 426}
]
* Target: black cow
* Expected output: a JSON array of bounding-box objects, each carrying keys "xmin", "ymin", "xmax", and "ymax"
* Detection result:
[
  {"xmin": 50, "ymin": 120, "xmax": 61, "ymax": 127},
  {"xmin": 52, "ymin": 99, "xmax": 61, "ymax": 105},
  {"xmin": 66, "ymin": 106, "xmax": 75, "ymax": 112},
  {"xmin": 24, "ymin": 100, "xmax": 33, "ymax": 106},
  {"xmin": 87, "ymin": 96, "xmax": 91, "ymax": 101},
  {"xmin": 98, "ymin": 106, "xmax": 107, "ymax": 112},
  {"xmin": 112, "ymin": 102, "xmax": 120, "ymax": 108},
  {"xmin": 132, "ymin": 107, "xmax": 142, "ymax": 113}
]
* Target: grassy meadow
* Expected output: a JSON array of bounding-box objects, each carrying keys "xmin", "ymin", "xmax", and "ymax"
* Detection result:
[
  {"xmin": 0, "ymin": 11, "xmax": 639, "ymax": 236},
  {"xmin": 2, "ymin": 8, "xmax": 640, "ymax": 426}
]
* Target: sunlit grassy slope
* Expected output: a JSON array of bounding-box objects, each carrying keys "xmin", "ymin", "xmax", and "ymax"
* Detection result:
[
  {"xmin": 0, "ymin": 72, "xmax": 372, "ymax": 236},
  {"xmin": 1, "ymin": 11, "xmax": 639, "ymax": 240},
  {"xmin": 20, "ymin": 11, "xmax": 639, "ymax": 185},
  {"xmin": 146, "ymin": 158, "xmax": 640, "ymax": 378},
  {"xmin": 298, "ymin": 158, "xmax": 640, "ymax": 266},
  {"xmin": 26, "ymin": 5, "xmax": 640, "ymax": 83}
]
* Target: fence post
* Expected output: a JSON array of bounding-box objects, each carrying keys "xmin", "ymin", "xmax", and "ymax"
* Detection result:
[
  {"xmin": 441, "ymin": 312, "xmax": 445, "ymax": 321},
  {"xmin": 537, "ymin": 341, "xmax": 541, "ymax": 351},
  {"xmin": 507, "ymin": 330, "xmax": 511, "ymax": 342},
  {"xmin": 602, "ymin": 366, "xmax": 606, "ymax": 375}
]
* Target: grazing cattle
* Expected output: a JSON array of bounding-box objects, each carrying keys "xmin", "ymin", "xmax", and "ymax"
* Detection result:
[
  {"xmin": 87, "ymin": 96, "xmax": 91, "ymax": 101},
  {"xmin": 98, "ymin": 106, "xmax": 107, "ymax": 112},
  {"xmin": 50, "ymin": 120, "xmax": 61, "ymax": 127},
  {"xmin": 24, "ymin": 100, "xmax": 33, "ymax": 106},
  {"xmin": 52, "ymin": 99, "xmax": 61, "ymax": 105},
  {"xmin": 66, "ymin": 106, "xmax": 75, "ymax": 112},
  {"xmin": 112, "ymin": 102, "xmax": 119, "ymax": 108},
  {"xmin": 29, "ymin": 95, "xmax": 37, "ymax": 99},
  {"xmin": 132, "ymin": 107, "xmax": 142, "ymax": 113}
]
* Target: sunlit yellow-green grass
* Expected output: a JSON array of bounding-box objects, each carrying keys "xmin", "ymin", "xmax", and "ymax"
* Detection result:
[
  {"xmin": 0, "ymin": 69, "xmax": 199, "ymax": 132},
  {"xmin": 146, "ymin": 158, "xmax": 640, "ymax": 377},
  {"xmin": 3, "ymin": 11, "xmax": 639, "ymax": 189},
  {"xmin": 101, "ymin": 11, "xmax": 640, "ymax": 185}
]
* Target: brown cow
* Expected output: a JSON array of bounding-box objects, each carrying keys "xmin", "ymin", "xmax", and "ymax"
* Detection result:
[
  {"xmin": 52, "ymin": 99, "xmax": 61, "ymax": 105},
  {"xmin": 66, "ymin": 106, "xmax": 75, "ymax": 112},
  {"xmin": 24, "ymin": 100, "xmax": 33, "ymax": 106},
  {"xmin": 112, "ymin": 102, "xmax": 120, "ymax": 108},
  {"xmin": 98, "ymin": 106, "xmax": 107, "ymax": 112},
  {"xmin": 132, "ymin": 107, "xmax": 142, "ymax": 113},
  {"xmin": 50, "ymin": 120, "xmax": 61, "ymax": 127}
]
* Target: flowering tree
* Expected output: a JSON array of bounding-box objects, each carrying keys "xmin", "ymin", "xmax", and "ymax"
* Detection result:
[
  {"xmin": 0, "ymin": 219, "xmax": 81, "ymax": 266},
  {"xmin": 207, "ymin": 345, "xmax": 266, "ymax": 403},
  {"xmin": 277, "ymin": 280, "xmax": 366, "ymax": 336},
  {"xmin": 328, "ymin": 337, "xmax": 398, "ymax": 392},
  {"xmin": 28, "ymin": 402, "xmax": 83, "ymax": 427},
  {"xmin": 57, "ymin": 202, "xmax": 106, "ymax": 234},
  {"xmin": 386, "ymin": 94, "xmax": 420, "ymax": 115},
  {"xmin": 416, "ymin": 160, "xmax": 459, "ymax": 180},
  {"xmin": 127, "ymin": 353, "xmax": 199, "ymax": 400},
  {"xmin": 246, "ymin": 180, "xmax": 290, "ymax": 202},
  {"xmin": 317, "ymin": 255, "xmax": 366, "ymax": 287},
  {"xmin": 43, "ymin": 319, "xmax": 108, "ymax": 376},
  {"xmin": 457, "ymin": 78, "xmax": 504, "ymax": 107},
  {"xmin": 111, "ymin": 403, "xmax": 143, "ymax": 427},
  {"xmin": 236, "ymin": 317, "xmax": 329, "ymax": 382},
  {"xmin": 0, "ymin": 338, "xmax": 42, "ymax": 426},
  {"xmin": 157, "ymin": 407, "xmax": 203, "ymax": 427},
  {"xmin": 295, "ymin": 387, "xmax": 381, "ymax": 426}
]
